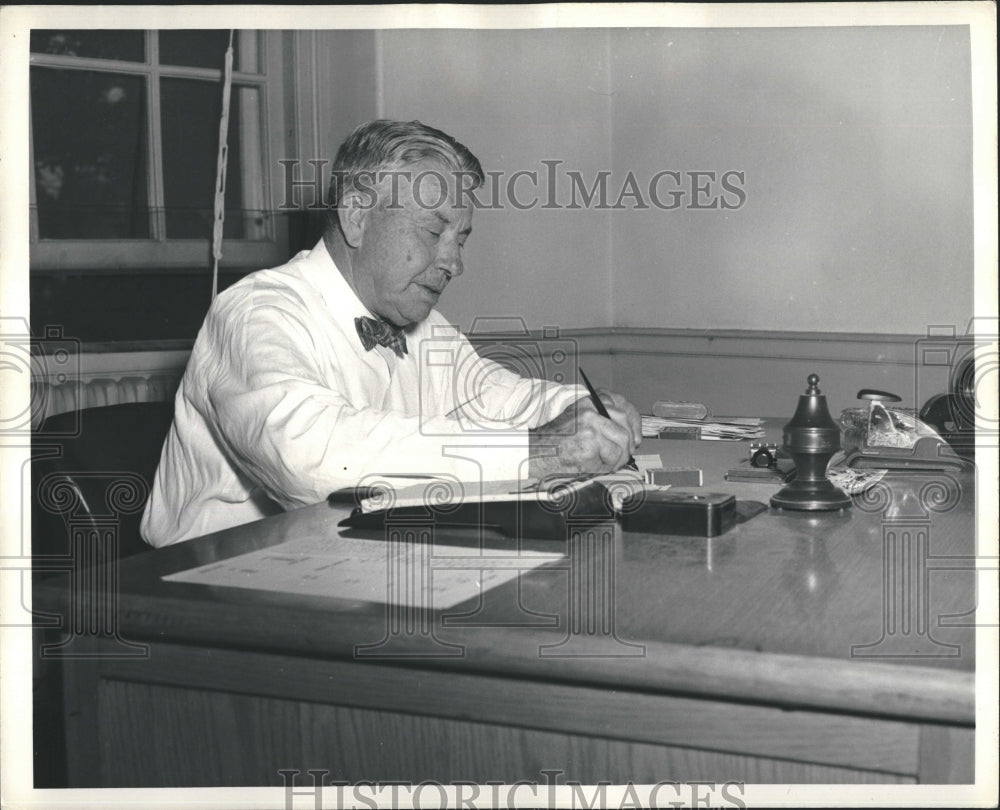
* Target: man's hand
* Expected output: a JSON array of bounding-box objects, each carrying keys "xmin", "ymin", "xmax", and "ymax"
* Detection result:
[
  {"xmin": 528, "ymin": 393, "xmax": 642, "ymax": 479},
  {"xmin": 595, "ymin": 388, "xmax": 642, "ymax": 453}
]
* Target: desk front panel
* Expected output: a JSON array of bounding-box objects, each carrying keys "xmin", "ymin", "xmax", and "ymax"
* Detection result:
[{"xmin": 65, "ymin": 639, "xmax": 964, "ymax": 786}]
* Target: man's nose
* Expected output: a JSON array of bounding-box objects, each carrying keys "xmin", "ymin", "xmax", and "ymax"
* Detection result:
[{"xmin": 437, "ymin": 240, "xmax": 464, "ymax": 278}]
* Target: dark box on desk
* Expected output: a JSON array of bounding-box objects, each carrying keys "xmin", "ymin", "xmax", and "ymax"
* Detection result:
[
  {"xmin": 646, "ymin": 466, "xmax": 703, "ymax": 486},
  {"xmin": 620, "ymin": 490, "xmax": 736, "ymax": 537}
]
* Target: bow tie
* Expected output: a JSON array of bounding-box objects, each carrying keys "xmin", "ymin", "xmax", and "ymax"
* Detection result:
[{"xmin": 355, "ymin": 316, "xmax": 408, "ymax": 358}]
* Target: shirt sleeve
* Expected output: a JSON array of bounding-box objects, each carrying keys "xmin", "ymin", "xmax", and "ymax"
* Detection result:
[
  {"xmin": 195, "ymin": 291, "xmax": 534, "ymax": 511},
  {"xmin": 437, "ymin": 326, "xmax": 588, "ymax": 431}
]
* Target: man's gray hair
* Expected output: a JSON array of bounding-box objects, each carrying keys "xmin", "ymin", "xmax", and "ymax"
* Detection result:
[{"xmin": 327, "ymin": 119, "xmax": 484, "ymax": 226}]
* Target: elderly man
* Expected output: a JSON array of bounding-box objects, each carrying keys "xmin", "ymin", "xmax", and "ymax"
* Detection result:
[{"xmin": 142, "ymin": 119, "xmax": 640, "ymax": 547}]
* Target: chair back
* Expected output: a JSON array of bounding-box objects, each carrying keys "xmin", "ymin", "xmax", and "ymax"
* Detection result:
[{"xmin": 32, "ymin": 402, "xmax": 176, "ymax": 559}]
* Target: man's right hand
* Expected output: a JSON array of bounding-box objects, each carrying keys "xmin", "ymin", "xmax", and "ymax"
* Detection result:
[{"xmin": 528, "ymin": 398, "xmax": 634, "ymax": 479}]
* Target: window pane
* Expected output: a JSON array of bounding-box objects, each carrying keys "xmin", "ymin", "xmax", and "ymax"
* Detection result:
[
  {"xmin": 31, "ymin": 67, "xmax": 150, "ymax": 239},
  {"xmin": 159, "ymin": 30, "xmax": 255, "ymax": 72},
  {"xmin": 30, "ymin": 30, "xmax": 145, "ymax": 61},
  {"xmin": 160, "ymin": 77, "xmax": 251, "ymax": 239}
]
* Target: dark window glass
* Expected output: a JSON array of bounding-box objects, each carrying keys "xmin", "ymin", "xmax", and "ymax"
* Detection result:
[
  {"xmin": 158, "ymin": 30, "xmax": 243, "ymax": 71},
  {"xmin": 30, "ymin": 30, "xmax": 145, "ymax": 62},
  {"xmin": 160, "ymin": 77, "xmax": 246, "ymax": 239},
  {"xmin": 31, "ymin": 67, "xmax": 150, "ymax": 239}
]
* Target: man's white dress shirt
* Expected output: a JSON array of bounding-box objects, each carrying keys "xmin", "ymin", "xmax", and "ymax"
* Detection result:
[{"xmin": 141, "ymin": 240, "xmax": 584, "ymax": 547}]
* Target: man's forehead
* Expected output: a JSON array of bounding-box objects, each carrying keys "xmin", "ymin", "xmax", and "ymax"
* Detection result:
[{"xmin": 393, "ymin": 160, "xmax": 474, "ymax": 223}]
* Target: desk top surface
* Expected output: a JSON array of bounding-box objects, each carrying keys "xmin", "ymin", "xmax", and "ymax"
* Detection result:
[{"xmin": 37, "ymin": 424, "xmax": 979, "ymax": 723}]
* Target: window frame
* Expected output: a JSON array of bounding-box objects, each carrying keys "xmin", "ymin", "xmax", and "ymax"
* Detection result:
[{"xmin": 28, "ymin": 29, "xmax": 289, "ymax": 272}]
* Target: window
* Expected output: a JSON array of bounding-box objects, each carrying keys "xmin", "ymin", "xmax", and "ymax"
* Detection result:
[{"xmin": 29, "ymin": 29, "xmax": 288, "ymax": 271}]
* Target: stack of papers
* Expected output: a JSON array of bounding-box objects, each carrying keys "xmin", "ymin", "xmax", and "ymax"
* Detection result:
[
  {"xmin": 357, "ymin": 459, "xmax": 667, "ymax": 517},
  {"xmin": 641, "ymin": 415, "xmax": 765, "ymax": 441},
  {"xmin": 358, "ymin": 475, "xmax": 595, "ymax": 513}
]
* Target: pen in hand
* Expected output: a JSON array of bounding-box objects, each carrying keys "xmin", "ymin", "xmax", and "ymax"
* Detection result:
[{"xmin": 578, "ymin": 369, "xmax": 639, "ymax": 472}]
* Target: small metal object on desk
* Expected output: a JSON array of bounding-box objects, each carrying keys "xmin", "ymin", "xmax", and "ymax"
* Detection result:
[
  {"xmin": 750, "ymin": 442, "xmax": 780, "ymax": 468},
  {"xmin": 651, "ymin": 400, "xmax": 709, "ymax": 420},
  {"xmin": 770, "ymin": 374, "xmax": 851, "ymax": 511},
  {"xmin": 725, "ymin": 442, "xmax": 796, "ymax": 483}
]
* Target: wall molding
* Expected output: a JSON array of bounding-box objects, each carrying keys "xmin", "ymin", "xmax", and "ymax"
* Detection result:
[
  {"xmin": 466, "ymin": 327, "xmax": 935, "ymax": 367},
  {"xmin": 52, "ymin": 327, "xmax": 943, "ymax": 382}
]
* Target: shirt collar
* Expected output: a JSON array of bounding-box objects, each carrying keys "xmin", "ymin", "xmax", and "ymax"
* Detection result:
[
  {"xmin": 300, "ymin": 238, "xmax": 376, "ymax": 324},
  {"xmin": 302, "ymin": 238, "xmax": 436, "ymax": 343}
]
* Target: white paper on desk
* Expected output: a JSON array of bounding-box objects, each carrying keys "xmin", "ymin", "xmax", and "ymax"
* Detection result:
[
  {"xmin": 163, "ymin": 531, "xmax": 563, "ymax": 610},
  {"xmin": 633, "ymin": 454, "xmax": 664, "ymax": 475},
  {"xmin": 359, "ymin": 474, "xmax": 596, "ymax": 513}
]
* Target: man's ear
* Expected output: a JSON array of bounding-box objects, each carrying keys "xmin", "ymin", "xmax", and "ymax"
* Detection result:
[{"xmin": 337, "ymin": 190, "xmax": 369, "ymax": 249}]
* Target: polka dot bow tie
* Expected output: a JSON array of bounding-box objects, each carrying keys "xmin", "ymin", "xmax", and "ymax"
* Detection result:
[{"xmin": 354, "ymin": 316, "xmax": 408, "ymax": 358}]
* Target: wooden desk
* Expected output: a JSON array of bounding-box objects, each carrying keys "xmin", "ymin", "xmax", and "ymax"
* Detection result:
[{"xmin": 35, "ymin": 430, "xmax": 977, "ymax": 787}]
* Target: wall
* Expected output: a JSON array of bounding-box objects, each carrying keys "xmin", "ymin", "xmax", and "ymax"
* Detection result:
[
  {"xmin": 290, "ymin": 30, "xmax": 379, "ymax": 174},
  {"xmin": 378, "ymin": 28, "xmax": 615, "ymax": 333},
  {"xmin": 609, "ymin": 26, "xmax": 973, "ymax": 333},
  {"xmin": 372, "ymin": 26, "xmax": 973, "ymax": 337}
]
